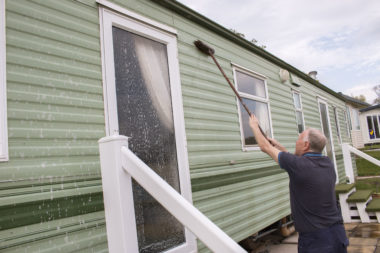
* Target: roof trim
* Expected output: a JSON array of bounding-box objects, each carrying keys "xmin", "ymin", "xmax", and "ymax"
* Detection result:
[
  {"xmin": 338, "ymin": 93, "xmax": 371, "ymax": 107},
  {"xmin": 151, "ymin": 0, "xmax": 346, "ymax": 101},
  {"xmin": 360, "ymin": 104, "xmax": 380, "ymax": 113}
]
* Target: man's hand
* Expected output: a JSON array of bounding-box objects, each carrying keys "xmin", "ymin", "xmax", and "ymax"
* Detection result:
[
  {"xmin": 249, "ymin": 114, "xmax": 259, "ymax": 130},
  {"xmin": 268, "ymin": 137, "xmax": 287, "ymax": 152}
]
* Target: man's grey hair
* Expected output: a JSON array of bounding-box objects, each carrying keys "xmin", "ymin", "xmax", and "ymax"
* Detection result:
[{"xmin": 303, "ymin": 128, "xmax": 327, "ymax": 153}]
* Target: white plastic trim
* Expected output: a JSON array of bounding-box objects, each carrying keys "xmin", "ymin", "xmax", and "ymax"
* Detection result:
[
  {"xmin": 0, "ymin": 0, "xmax": 8, "ymax": 162},
  {"xmin": 121, "ymin": 145, "xmax": 247, "ymax": 253},
  {"xmin": 338, "ymin": 187, "xmax": 355, "ymax": 223},
  {"xmin": 96, "ymin": 0, "xmax": 177, "ymax": 35}
]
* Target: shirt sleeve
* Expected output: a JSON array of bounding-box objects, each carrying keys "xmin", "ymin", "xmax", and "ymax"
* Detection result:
[{"xmin": 278, "ymin": 152, "xmax": 298, "ymax": 175}]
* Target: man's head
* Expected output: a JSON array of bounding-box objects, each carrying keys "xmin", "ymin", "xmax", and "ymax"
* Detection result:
[{"xmin": 295, "ymin": 128, "xmax": 327, "ymax": 156}]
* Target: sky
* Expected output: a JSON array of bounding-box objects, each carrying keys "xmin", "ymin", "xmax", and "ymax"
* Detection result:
[{"xmin": 177, "ymin": 0, "xmax": 380, "ymax": 104}]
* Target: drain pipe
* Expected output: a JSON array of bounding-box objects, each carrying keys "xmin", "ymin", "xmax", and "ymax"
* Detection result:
[{"xmin": 280, "ymin": 217, "xmax": 295, "ymax": 237}]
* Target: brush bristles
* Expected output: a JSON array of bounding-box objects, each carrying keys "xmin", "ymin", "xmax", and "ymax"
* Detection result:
[{"xmin": 194, "ymin": 40, "xmax": 215, "ymax": 55}]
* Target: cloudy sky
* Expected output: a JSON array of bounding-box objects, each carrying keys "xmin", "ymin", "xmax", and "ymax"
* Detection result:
[{"xmin": 177, "ymin": 0, "xmax": 380, "ymax": 104}]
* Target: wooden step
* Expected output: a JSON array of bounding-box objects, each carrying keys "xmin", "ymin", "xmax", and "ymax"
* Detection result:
[
  {"xmin": 335, "ymin": 183, "xmax": 355, "ymax": 194},
  {"xmin": 347, "ymin": 190, "xmax": 373, "ymax": 203},
  {"xmin": 335, "ymin": 184, "xmax": 356, "ymax": 223},
  {"xmin": 347, "ymin": 190, "xmax": 373, "ymax": 223}
]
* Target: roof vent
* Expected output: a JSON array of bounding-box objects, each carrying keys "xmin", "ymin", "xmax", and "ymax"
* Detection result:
[{"xmin": 308, "ymin": 71, "xmax": 317, "ymax": 79}]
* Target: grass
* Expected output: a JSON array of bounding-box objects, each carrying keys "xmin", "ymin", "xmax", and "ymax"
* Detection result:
[
  {"xmin": 361, "ymin": 144, "xmax": 380, "ymax": 150},
  {"xmin": 355, "ymin": 150, "xmax": 380, "ymax": 176},
  {"xmin": 355, "ymin": 178, "xmax": 380, "ymax": 193},
  {"xmin": 355, "ymin": 146, "xmax": 380, "ymax": 192}
]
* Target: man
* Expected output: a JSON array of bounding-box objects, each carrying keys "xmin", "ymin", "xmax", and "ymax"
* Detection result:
[{"xmin": 249, "ymin": 115, "xmax": 348, "ymax": 253}]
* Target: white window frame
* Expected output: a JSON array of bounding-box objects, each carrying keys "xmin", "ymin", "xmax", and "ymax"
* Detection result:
[
  {"xmin": 317, "ymin": 98, "xmax": 338, "ymax": 183},
  {"xmin": 343, "ymin": 109, "xmax": 351, "ymax": 138},
  {"xmin": 99, "ymin": 4, "xmax": 196, "ymax": 253},
  {"xmin": 333, "ymin": 107, "xmax": 342, "ymax": 144},
  {"xmin": 366, "ymin": 114, "xmax": 380, "ymax": 140},
  {"xmin": 0, "ymin": 0, "xmax": 8, "ymax": 162},
  {"xmin": 292, "ymin": 89, "xmax": 305, "ymax": 134},
  {"xmin": 232, "ymin": 64, "xmax": 274, "ymax": 151}
]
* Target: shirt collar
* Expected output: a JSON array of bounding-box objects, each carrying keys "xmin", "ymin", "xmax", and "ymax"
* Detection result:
[{"xmin": 302, "ymin": 152, "xmax": 323, "ymax": 157}]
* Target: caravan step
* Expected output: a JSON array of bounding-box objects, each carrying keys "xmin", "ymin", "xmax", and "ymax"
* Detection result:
[
  {"xmin": 366, "ymin": 198, "xmax": 380, "ymax": 223},
  {"xmin": 335, "ymin": 183, "xmax": 355, "ymax": 194},
  {"xmin": 347, "ymin": 190, "xmax": 373, "ymax": 223},
  {"xmin": 347, "ymin": 190, "xmax": 373, "ymax": 203},
  {"xmin": 335, "ymin": 184, "xmax": 356, "ymax": 223}
]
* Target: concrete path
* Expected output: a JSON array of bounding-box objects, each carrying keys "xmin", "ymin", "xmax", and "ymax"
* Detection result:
[{"xmin": 250, "ymin": 223, "xmax": 380, "ymax": 253}]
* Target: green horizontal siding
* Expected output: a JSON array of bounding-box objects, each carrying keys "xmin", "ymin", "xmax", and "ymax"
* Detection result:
[
  {"xmin": 1, "ymin": 0, "xmax": 106, "ymax": 251},
  {"xmin": 1, "ymin": 0, "xmax": 354, "ymax": 252}
]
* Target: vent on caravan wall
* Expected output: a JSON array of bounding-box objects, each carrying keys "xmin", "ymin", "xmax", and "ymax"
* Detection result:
[
  {"xmin": 308, "ymin": 71, "xmax": 318, "ymax": 79},
  {"xmin": 279, "ymin": 69, "xmax": 290, "ymax": 83}
]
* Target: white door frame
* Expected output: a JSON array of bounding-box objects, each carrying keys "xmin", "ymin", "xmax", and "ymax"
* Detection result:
[
  {"xmin": 317, "ymin": 98, "xmax": 339, "ymax": 183},
  {"xmin": 99, "ymin": 4, "xmax": 196, "ymax": 253}
]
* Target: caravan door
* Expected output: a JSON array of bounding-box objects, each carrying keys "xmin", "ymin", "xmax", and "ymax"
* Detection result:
[{"xmin": 100, "ymin": 6, "xmax": 195, "ymax": 253}]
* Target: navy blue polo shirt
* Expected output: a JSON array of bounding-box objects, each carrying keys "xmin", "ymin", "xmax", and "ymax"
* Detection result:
[{"xmin": 278, "ymin": 152, "xmax": 343, "ymax": 233}]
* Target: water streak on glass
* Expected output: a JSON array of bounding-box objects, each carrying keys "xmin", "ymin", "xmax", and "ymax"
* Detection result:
[{"xmin": 112, "ymin": 26, "xmax": 185, "ymax": 253}]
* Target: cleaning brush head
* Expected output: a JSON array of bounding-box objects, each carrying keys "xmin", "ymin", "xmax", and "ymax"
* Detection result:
[{"xmin": 194, "ymin": 40, "xmax": 215, "ymax": 55}]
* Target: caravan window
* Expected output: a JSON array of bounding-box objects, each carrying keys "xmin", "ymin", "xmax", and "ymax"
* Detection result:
[
  {"xmin": 343, "ymin": 110, "xmax": 351, "ymax": 137},
  {"xmin": 233, "ymin": 67, "xmax": 272, "ymax": 149},
  {"xmin": 352, "ymin": 109, "xmax": 360, "ymax": 130},
  {"xmin": 0, "ymin": 0, "xmax": 7, "ymax": 162},
  {"xmin": 292, "ymin": 91, "xmax": 305, "ymax": 134},
  {"xmin": 367, "ymin": 115, "xmax": 380, "ymax": 139},
  {"xmin": 333, "ymin": 107, "xmax": 342, "ymax": 144}
]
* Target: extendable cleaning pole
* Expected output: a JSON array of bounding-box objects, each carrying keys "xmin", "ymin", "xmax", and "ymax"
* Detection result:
[{"xmin": 194, "ymin": 40, "xmax": 269, "ymax": 140}]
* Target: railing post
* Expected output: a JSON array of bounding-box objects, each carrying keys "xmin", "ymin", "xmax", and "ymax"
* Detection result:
[
  {"xmin": 342, "ymin": 143, "xmax": 355, "ymax": 184},
  {"xmin": 98, "ymin": 135, "xmax": 138, "ymax": 253}
]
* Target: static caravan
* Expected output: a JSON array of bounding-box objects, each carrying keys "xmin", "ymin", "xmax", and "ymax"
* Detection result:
[
  {"xmin": 360, "ymin": 104, "xmax": 380, "ymax": 145},
  {"xmin": 340, "ymin": 93, "xmax": 370, "ymax": 148},
  {"xmin": 0, "ymin": 0, "xmax": 356, "ymax": 252}
]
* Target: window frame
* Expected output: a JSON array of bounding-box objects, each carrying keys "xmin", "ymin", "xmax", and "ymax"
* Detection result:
[
  {"xmin": 343, "ymin": 109, "xmax": 351, "ymax": 138},
  {"xmin": 366, "ymin": 114, "xmax": 380, "ymax": 140},
  {"xmin": 317, "ymin": 97, "xmax": 338, "ymax": 184},
  {"xmin": 333, "ymin": 107, "xmax": 342, "ymax": 144},
  {"xmin": 99, "ymin": 5, "xmax": 196, "ymax": 253},
  {"xmin": 352, "ymin": 108, "xmax": 360, "ymax": 130},
  {"xmin": 0, "ymin": 0, "xmax": 8, "ymax": 162},
  {"xmin": 232, "ymin": 64, "xmax": 273, "ymax": 151},
  {"xmin": 291, "ymin": 89, "xmax": 305, "ymax": 134}
]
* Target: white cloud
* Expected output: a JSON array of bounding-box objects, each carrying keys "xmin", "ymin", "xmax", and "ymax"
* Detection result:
[
  {"xmin": 178, "ymin": 0, "xmax": 380, "ymax": 93},
  {"xmin": 344, "ymin": 83, "xmax": 377, "ymax": 104}
]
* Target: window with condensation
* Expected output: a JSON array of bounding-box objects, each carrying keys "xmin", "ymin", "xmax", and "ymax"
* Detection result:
[
  {"xmin": 233, "ymin": 66, "xmax": 272, "ymax": 150},
  {"xmin": 333, "ymin": 107, "xmax": 342, "ymax": 144},
  {"xmin": 292, "ymin": 90, "xmax": 305, "ymax": 134},
  {"xmin": 0, "ymin": 0, "xmax": 8, "ymax": 162}
]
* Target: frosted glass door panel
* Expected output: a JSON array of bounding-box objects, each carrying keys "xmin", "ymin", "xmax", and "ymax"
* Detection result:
[{"xmin": 112, "ymin": 26, "xmax": 185, "ymax": 253}]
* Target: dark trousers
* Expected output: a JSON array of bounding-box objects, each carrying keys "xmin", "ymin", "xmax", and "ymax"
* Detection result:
[{"xmin": 298, "ymin": 223, "xmax": 349, "ymax": 253}]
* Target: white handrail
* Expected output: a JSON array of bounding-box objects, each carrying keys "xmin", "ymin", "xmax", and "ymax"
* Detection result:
[
  {"xmin": 121, "ymin": 146, "xmax": 247, "ymax": 253},
  {"xmin": 342, "ymin": 143, "xmax": 380, "ymax": 184},
  {"xmin": 99, "ymin": 135, "xmax": 247, "ymax": 253}
]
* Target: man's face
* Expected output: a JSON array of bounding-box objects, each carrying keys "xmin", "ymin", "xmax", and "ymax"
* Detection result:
[{"xmin": 295, "ymin": 130, "xmax": 309, "ymax": 156}]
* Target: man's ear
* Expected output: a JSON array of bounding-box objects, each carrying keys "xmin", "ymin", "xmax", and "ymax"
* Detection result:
[{"xmin": 304, "ymin": 141, "xmax": 310, "ymax": 151}]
